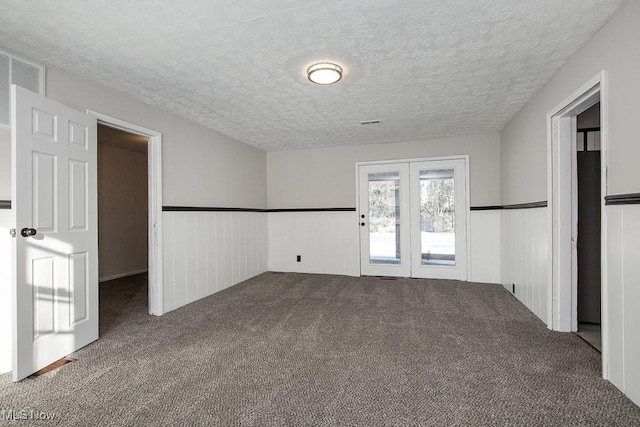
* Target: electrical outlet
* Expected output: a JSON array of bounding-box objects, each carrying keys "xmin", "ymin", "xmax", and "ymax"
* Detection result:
[{"xmin": 296, "ymin": 255, "xmax": 301, "ymax": 262}]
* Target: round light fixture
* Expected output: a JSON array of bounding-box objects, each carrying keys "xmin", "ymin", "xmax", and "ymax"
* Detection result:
[{"xmin": 307, "ymin": 62, "xmax": 343, "ymax": 85}]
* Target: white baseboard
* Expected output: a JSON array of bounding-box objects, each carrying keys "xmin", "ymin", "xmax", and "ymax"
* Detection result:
[{"xmin": 99, "ymin": 269, "xmax": 148, "ymax": 283}]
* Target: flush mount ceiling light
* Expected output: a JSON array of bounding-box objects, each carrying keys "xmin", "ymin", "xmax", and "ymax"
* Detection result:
[{"xmin": 307, "ymin": 62, "xmax": 343, "ymax": 85}]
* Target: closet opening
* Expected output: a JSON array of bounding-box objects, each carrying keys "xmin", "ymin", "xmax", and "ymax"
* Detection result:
[
  {"xmin": 575, "ymin": 102, "xmax": 602, "ymax": 352},
  {"xmin": 97, "ymin": 124, "xmax": 149, "ymax": 325}
]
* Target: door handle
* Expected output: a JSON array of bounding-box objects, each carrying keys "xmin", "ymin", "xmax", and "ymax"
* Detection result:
[
  {"xmin": 360, "ymin": 222, "xmax": 366, "ymax": 227},
  {"xmin": 20, "ymin": 228, "xmax": 37, "ymax": 237}
]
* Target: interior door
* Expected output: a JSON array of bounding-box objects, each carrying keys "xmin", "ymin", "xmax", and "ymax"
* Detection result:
[
  {"xmin": 359, "ymin": 163, "xmax": 411, "ymax": 277},
  {"xmin": 410, "ymin": 159, "xmax": 468, "ymax": 280},
  {"xmin": 11, "ymin": 85, "xmax": 98, "ymax": 381}
]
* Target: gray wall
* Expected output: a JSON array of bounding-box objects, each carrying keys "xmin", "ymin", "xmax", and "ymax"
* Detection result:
[
  {"xmin": 98, "ymin": 133, "xmax": 148, "ymax": 281},
  {"xmin": 45, "ymin": 67, "xmax": 267, "ymax": 208},
  {"xmin": 267, "ymin": 133, "xmax": 501, "ymax": 209},
  {"xmin": 2, "ymin": 68, "xmax": 267, "ymax": 208},
  {"xmin": 501, "ymin": 0, "xmax": 640, "ymax": 204},
  {"xmin": 499, "ymin": 0, "xmax": 640, "ymax": 405}
]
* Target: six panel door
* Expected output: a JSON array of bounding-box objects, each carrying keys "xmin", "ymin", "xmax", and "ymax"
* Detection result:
[{"xmin": 11, "ymin": 85, "xmax": 98, "ymax": 381}]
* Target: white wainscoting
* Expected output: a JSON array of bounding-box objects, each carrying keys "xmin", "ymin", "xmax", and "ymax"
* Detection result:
[
  {"xmin": 162, "ymin": 211, "xmax": 268, "ymax": 314},
  {"xmin": 469, "ymin": 210, "xmax": 501, "ymax": 284},
  {"xmin": 268, "ymin": 210, "xmax": 500, "ymax": 281},
  {"xmin": 0, "ymin": 209, "xmax": 12, "ymax": 373},
  {"xmin": 501, "ymin": 207, "xmax": 549, "ymax": 324},
  {"xmin": 268, "ymin": 211, "xmax": 359, "ymax": 277},
  {"xmin": 607, "ymin": 204, "xmax": 640, "ymax": 405}
]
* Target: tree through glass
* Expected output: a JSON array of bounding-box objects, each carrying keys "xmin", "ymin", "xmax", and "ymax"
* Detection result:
[
  {"xmin": 368, "ymin": 171, "xmax": 401, "ymax": 264},
  {"xmin": 419, "ymin": 169, "xmax": 456, "ymax": 265}
]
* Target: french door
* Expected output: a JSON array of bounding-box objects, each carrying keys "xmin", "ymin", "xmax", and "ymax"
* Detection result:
[
  {"xmin": 358, "ymin": 158, "xmax": 468, "ymax": 280},
  {"xmin": 358, "ymin": 163, "xmax": 411, "ymax": 277}
]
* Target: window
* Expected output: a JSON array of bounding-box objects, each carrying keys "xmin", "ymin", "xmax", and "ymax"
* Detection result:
[{"xmin": 0, "ymin": 48, "xmax": 45, "ymax": 127}]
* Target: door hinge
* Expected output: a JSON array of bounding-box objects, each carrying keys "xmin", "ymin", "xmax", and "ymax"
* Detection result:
[{"xmin": 9, "ymin": 228, "xmax": 16, "ymax": 238}]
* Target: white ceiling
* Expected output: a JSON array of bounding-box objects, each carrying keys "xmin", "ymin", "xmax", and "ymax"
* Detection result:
[{"xmin": 0, "ymin": 0, "xmax": 625, "ymax": 151}]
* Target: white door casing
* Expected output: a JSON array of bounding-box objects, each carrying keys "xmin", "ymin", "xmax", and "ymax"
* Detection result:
[
  {"xmin": 86, "ymin": 110, "xmax": 164, "ymax": 316},
  {"xmin": 547, "ymin": 70, "xmax": 608, "ymax": 380},
  {"xmin": 11, "ymin": 85, "xmax": 98, "ymax": 381}
]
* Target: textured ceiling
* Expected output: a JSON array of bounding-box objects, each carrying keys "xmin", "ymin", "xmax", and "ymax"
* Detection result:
[{"xmin": 0, "ymin": 0, "xmax": 625, "ymax": 151}]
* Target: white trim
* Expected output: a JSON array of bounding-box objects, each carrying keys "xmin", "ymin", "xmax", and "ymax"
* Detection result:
[
  {"xmin": 546, "ymin": 70, "xmax": 609, "ymax": 379},
  {"xmin": 599, "ymin": 71, "xmax": 610, "ymax": 381},
  {"xmin": 570, "ymin": 116, "xmax": 578, "ymax": 333},
  {"xmin": 99, "ymin": 269, "xmax": 148, "ymax": 283},
  {"xmin": 354, "ymin": 155, "xmax": 469, "ymax": 168},
  {"xmin": 86, "ymin": 110, "xmax": 164, "ymax": 316},
  {"xmin": 464, "ymin": 155, "xmax": 471, "ymax": 282},
  {"xmin": 355, "ymin": 165, "xmax": 362, "ymax": 275}
]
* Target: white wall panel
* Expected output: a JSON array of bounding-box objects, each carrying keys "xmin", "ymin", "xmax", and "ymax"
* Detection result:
[
  {"xmin": 269, "ymin": 210, "xmax": 500, "ymax": 281},
  {"xmin": 0, "ymin": 209, "xmax": 12, "ymax": 373},
  {"xmin": 606, "ymin": 206, "xmax": 624, "ymax": 389},
  {"xmin": 469, "ymin": 210, "xmax": 501, "ymax": 284},
  {"xmin": 607, "ymin": 204, "xmax": 640, "ymax": 403},
  {"xmin": 268, "ymin": 211, "xmax": 359, "ymax": 277},
  {"xmin": 501, "ymin": 207, "xmax": 549, "ymax": 324},
  {"xmin": 162, "ymin": 211, "xmax": 267, "ymax": 314},
  {"xmin": 621, "ymin": 205, "xmax": 640, "ymax": 404}
]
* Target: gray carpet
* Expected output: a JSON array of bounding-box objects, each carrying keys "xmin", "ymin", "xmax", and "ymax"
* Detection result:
[{"xmin": 1, "ymin": 272, "xmax": 639, "ymax": 426}]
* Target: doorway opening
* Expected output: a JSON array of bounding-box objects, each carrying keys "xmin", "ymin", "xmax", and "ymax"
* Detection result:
[
  {"xmin": 548, "ymin": 70, "xmax": 608, "ymax": 378},
  {"xmin": 97, "ymin": 124, "xmax": 149, "ymax": 317},
  {"xmin": 88, "ymin": 111, "xmax": 164, "ymax": 316},
  {"xmin": 575, "ymin": 103, "xmax": 602, "ymax": 352}
]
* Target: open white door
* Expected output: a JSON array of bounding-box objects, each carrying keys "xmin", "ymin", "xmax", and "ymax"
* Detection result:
[{"xmin": 11, "ymin": 85, "xmax": 98, "ymax": 381}]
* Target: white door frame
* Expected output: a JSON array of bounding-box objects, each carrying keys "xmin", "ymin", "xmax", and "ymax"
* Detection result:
[
  {"xmin": 87, "ymin": 110, "xmax": 164, "ymax": 316},
  {"xmin": 546, "ymin": 70, "xmax": 608, "ymax": 378},
  {"xmin": 355, "ymin": 155, "xmax": 471, "ymax": 279}
]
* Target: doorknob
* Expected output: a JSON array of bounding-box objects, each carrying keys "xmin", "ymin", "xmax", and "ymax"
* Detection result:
[
  {"xmin": 20, "ymin": 228, "xmax": 37, "ymax": 237},
  {"xmin": 360, "ymin": 222, "xmax": 366, "ymax": 226}
]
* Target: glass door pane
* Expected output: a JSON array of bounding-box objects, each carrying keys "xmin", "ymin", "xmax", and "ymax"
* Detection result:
[
  {"xmin": 410, "ymin": 159, "xmax": 467, "ymax": 280},
  {"xmin": 359, "ymin": 163, "xmax": 411, "ymax": 277},
  {"xmin": 368, "ymin": 171, "xmax": 402, "ymax": 264},
  {"xmin": 419, "ymin": 169, "xmax": 456, "ymax": 266}
]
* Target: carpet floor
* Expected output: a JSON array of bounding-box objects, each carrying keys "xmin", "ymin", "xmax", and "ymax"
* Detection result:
[{"xmin": 1, "ymin": 272, "xmax": 639, "ymax": 426}]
